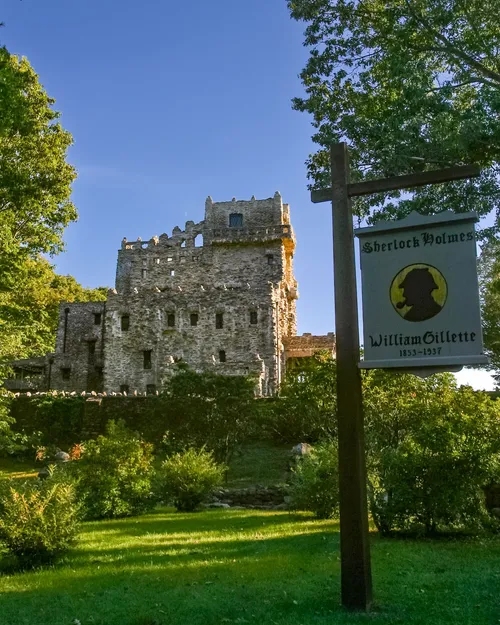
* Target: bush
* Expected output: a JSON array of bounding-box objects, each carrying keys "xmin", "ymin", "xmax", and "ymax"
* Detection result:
[
  {"xmin": 159, "ymin": 447, "xmax": 225, "ymax": 512},
  {"xmin": 267, "ymin": 354, "xmax": 337, "ymax": 443},
  {"xmin": 70, "ymin": 420, "xmax": 156, "ymax": 520},
  {"xmin": 156, "ymin": 367, "xmax": 257, "ymax": 463},
  {"xmin": 0, "ymin": 474, "xmax": 80, "ymax": 566},
  {"xmin": 288, "ymin": 439, "xmax": 339, "ymax": 519},
  {"xmin": 364, "ymin": 371, "xmax": 500, "ymax": 535}
]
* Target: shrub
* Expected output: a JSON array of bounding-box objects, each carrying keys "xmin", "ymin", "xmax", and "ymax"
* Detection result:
[
  {"xmin": 364, "ymin": 371, "xmax": 500, "ymax": 535},
  {"xmin": 159, "ymin": 447, "xmax": 226, "ymax": 512},
  {"xmin": 70, "ymin": 420, "xmax": 156, "ymax": 519},
  {"xmin": 288, "ymin": 439, "xmax": 340, "ymax": 519},
  {"xmin": 156, "ymin": 367, "xmax": 257, "ymax": 463},
  {"xmin": 0, "ymin": 474, "xmax": 80, "ymax": 566},
  {"xmin": 267, "ymin": 354, "xmax": 337, "ymax": 443}
]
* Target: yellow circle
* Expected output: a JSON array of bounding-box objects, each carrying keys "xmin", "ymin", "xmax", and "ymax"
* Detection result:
[{"xmin": 390, "ymin": 264, "xmax": 447, "ymax": 322}]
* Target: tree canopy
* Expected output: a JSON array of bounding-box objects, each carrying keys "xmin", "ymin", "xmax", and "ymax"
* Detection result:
[
  {"xmin": 0, "ymin": 40, "xmax": 105, "ymax": 366},
  {"xmin": 478, "ymin": 238, "xmax": 500, "ymax": 382},
  {"xmin": 289, "ymin": 0, "xmax": 500, "ymax": 234}
]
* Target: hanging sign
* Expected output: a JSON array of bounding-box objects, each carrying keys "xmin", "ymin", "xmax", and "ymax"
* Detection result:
[{"xmin": 354, "ymin": 211, "xmax": 488, "ymax": 371}]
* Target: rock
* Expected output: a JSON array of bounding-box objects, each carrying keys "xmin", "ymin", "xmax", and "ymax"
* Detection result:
[
  {"xmin": 54, "ymin": 450, "xmax": 70, "ymax": 463},
  {"xmin": 203, "ymin": 502, "xmax": 230, "ymax": 509},
  {"xmin": 291, "ymin": 443, "xmax": 313, "ymax": 457}
]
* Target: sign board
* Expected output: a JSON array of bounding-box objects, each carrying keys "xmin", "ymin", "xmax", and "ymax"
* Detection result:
[{"xmin": 354, "ymin": 211, "xmax": 488, "ymax": 371}]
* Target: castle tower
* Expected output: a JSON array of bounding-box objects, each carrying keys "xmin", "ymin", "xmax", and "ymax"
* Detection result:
[{"xmin": 101, "ymin": 193, "xmax": 297, "ymax": 395}]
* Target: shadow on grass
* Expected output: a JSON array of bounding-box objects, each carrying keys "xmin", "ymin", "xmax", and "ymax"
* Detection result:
[{"xmin": 78, "ymin": 508, "xmax": 326, "ymax": 537}]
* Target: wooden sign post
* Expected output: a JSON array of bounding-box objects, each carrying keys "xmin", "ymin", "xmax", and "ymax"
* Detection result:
[{"xmin": 312, "ymin": 143, "xmax": 480, "ymax": 611}]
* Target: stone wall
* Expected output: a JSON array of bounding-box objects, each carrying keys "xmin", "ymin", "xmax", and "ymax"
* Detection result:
[{"xmin": 49, "ymin": 302, "xmax": 106, "ymax": 392}]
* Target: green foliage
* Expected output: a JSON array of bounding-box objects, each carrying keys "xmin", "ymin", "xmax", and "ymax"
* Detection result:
[
  {"xmin": 267, "ymin": 353, "xmax": 337, "ymax": 443},
  {"xmin": 288, "ymin": 439, "xmax": 340, "ymax": 518},
  {"xmin": 0, "ymin": 256, "xmax": 107, "ymax": 364},
  {"xmin": 157, "ymin": 367, "xmax": 257, "ymax": 462},
  {"xmin": 159, "ymin": 447, "xmax": 225, "ymax": 512},
  {"xmin": 0, "ymin": 390, "xmax": 36, "ymax": 457},
  {"xmin": 70, "ymin": 421, "xmax": 156, "ymax": 520},
  {"xmin": 0, "ymin": 474, "xmax": 80, "ymax": 566},
  {"xmin": 478, "ymin": 239, "xmax": 500, "ymax": 384},
  {"xmin": 0, "ymin": 44, "xmax": 107, "ymax": 364},
  {"xmin": 364, "ymin": 371, "xmax": 500, "ymax": 534},
  {"xmin": 0, "ymin": 47, "xmax": 76, "ymax": 259},
  {"xmin": 289, "ymin": 0, "xmax": 500, "ymax": 234}
]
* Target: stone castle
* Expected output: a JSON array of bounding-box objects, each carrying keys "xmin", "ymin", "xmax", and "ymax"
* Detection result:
[{"xmin": 8, "ymin": 194, "xmax": 335, "ymax": 395}]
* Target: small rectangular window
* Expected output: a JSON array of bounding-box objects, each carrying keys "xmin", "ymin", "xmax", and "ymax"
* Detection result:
[
  {"xmin": 167, "ymin": 313, "xmax": 175, "ymax": 327},
  {"xmin": 61, "ymin": 368, "xmax": 71, "ymax": 381},
  {"xmin": 167, "ymin": 257, "xmax": 173, "ymax": 262},
  {"xmin": 266, "ymin": 254, "xmax": 274, "ymax": 265},
  {"xmin": 146, "ymin": 384, "xmax": 157, "ymax": 395},
  {"xmin": 143, "ymin": 350, "xmax": 152, "ymax": 369},
  {"xmin": 141, "ymin": 269, "xmax": 148, "ymax": 279},
  {"xmin": 154, "ymin": 258, "xmax": 160, "ymax": 264},
  {"xmin": 120, "ymin": 384, "xmax": 129, "ymax": 394},
  {"xmin": 250, "ymin": 311, "xmax": 258, "ymax": 325},
  {"xmin": 229, "ymin": 213, "xmax": 243, "ymax": 227},
  {"xmin": 93, "ymin": 313, "xmax": 102, "ymax": 325},
  {"xmin": 121, "ymin": 315, "xmax": 130, "ymax": 331},
  {"xmin": 169, "ymin": 269, "xmax": 175, "ymax": 277},
  {"xmin": 190, "ymin": 313, "xmax": 199, "ymax": 326},
  {"xmin": 219, "ymin": 350, "xmax": 226, "ymax": 363},
  {"xmin": 215, "ymin": 313, "xmax": 223, "ymax": 329}
]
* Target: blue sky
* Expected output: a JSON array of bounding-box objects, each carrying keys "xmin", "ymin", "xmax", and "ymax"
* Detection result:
[{"xmin": 1, "ymin": 0, "xmax": 494, "ymax": 389}]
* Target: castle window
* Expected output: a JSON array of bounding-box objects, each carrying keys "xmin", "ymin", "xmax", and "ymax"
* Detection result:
[
  {"xmin": 169, "ymin": 269, "xmax": 175, "ymax": 277},
  {"xmin": 266, "ymin": 254, "xmax": 274, "ymax": 265},
  {"xmin": 121, "ymin": 315, "xmax": 130, "ymax": 331},
  {"xmin": 219, "ymin": 350, "xmax": 226, "ymax": 363},
  {"xmin": 167, "ymin": 257, "xmax": 173, "ymax": 262},
  {"xmin": 93, "ymin": 313, "xmax": 102, "ymax": 325},
  {"xmin": 120, "ymin": 384, "xmax": 129, "ymax": 394},
  {"xmin": 154, "ymin": 258, "xmax": 160, "ymax": 264},
  {"xmin": 167, "ymin": 313, "xmax": 175, "ymax": 327},
  {"xmin": 229, "ymin": 213, "xmax": 243, "ymax": 227},
  {"xmin": 146, "ymin": 384, "xmax": 157, "ymax": 395},
  {"xmin": 250, "ymin": 311, "xmax": 258, "ymax": 325},
  {"xmin": 61, "ymin": 368, "xmax": 71, "ymax": 381},
  {"xmin": 215, "ymin": 313, "xmax": 224, "ymax": 329},
  {"xmin": 143, "ymin": 350, "xmax": 152, "ymax": 369},
  {"xmin": 190, "ymin": 313, "xmax": 199, "ymax": 327},
  {"xmin": 141, "ymin": 269, "xmax": 148, "ymax": 279}
]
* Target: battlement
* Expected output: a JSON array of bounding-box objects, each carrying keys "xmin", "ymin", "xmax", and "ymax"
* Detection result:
[{"xmin": 121, "ymin": 220, "xmax": 205, "ymax": 251}]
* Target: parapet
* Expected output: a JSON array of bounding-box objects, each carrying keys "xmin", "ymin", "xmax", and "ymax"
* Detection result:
[{"xmin": 283, "ymin": 333, "xmax": 336, "ymax": 359}]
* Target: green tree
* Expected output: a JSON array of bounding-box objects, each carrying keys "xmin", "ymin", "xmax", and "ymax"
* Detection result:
[
  {"xmin": 0, "ymin": 42, "xmax": 105, "ymax": 366},
  {"xmin": 479, "ymin": 239, "xmax": 500, "ymax": 383},
  {"xmin": 363, "ymin": 369, "xmax": 500, "ymax": 534},
  {"xmin": 266, "ymin": 353, "xmax": 337, "ymax": 442},
  {"xmin": 0, "ymin": 257, "xmax": 107, "ymax": 365},
  {"xmin": 289, "ymin": 0, "xmax": 500, "ymax": 233},
  {"xmin": 158, "ymin": 367, "xmax": 257, "ymax": 463},
  {"xmin": 0, "ymin": 46, "xmax": 77, "ymax": 261}
]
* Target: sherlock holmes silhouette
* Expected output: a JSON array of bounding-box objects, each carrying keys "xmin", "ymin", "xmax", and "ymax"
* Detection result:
[{"xmin": 397, "ymin": 267, "xmax": 443, "ymax": 322}]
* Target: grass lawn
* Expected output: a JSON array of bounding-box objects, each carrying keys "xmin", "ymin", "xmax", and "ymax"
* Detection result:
[{"xmin": 0, "ymin": 507, "xmax": 499, "ymax": 625}]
